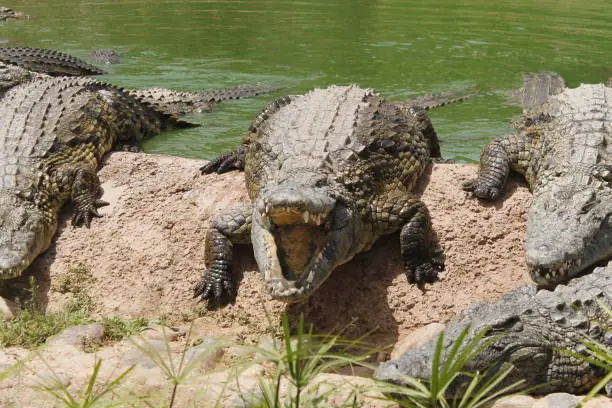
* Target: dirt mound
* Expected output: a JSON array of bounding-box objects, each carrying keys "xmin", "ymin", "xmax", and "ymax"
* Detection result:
[{"xmin": 23, "ymin": 152, "xmax": 532, "ymax": 346}]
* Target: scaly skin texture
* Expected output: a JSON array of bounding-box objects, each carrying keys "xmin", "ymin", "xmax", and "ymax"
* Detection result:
[
  {"xmin": 197, "ymin": 85, "xmax": 446, "ymax": 306},
  {"xmin": 89, "ymin": 49, "xmax": 121, "ymax": 65},
  {"xmin": 375, "ymin": 262, "xmax": 612, "ymax": 395},
  {"xmin": 463, "ymin": 74, "xmax": 612, "ymax": 285},
  {"xmin": 0, "ymin": 76, "xmax": 196, "ymax": 279},
  {"xmin": 127, "ymin": 84, "xmax": 276, "ymax": 116},
  {"xmin": 0, "ymin": 47, "xmax": 274, "ymax": 115},
  {"xmin": 0, "ymin": 47, "xmax": 106, "ymax": 76},
  {"xmin": 0, "ymin": 7, "xmax": 28, "ymax": 21}
]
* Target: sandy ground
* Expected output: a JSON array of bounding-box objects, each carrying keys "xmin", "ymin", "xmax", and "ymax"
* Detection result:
[{"xmin": 18, "ymin": 152, "xmax": 532, "ymax": 348}]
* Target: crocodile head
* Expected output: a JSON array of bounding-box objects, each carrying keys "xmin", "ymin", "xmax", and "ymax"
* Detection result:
[
  {"xmin": 526, "ymin": 177, "xmax": 612, "ymax": 286},
  {"xmin": 250, "ymin": 176, "xmax": 361, "ymax": 302},
  {"xmin": 0, "ymin": 193, "xmax": 53, "ymax": 279},
  {"xmin": 375, "ymin": 294, "xmax": 564, "ymax": 396}
]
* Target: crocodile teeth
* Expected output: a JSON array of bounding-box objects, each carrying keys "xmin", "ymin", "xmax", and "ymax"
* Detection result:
[{"xmin": 303, "ymin": 211, "xmax": 310, "ymax": 223}]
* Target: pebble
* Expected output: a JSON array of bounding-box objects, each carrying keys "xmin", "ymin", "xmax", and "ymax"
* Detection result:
[{"xmin": 0, "ymin": 298, "xmax": 17, "ymax": 321}]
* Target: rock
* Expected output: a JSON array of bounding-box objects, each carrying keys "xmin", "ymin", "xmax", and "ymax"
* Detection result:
[
  {"xmin": 0, "ymin": 298, "xmax": 17, "ymax": 321},
  {"xmin": 389, "ymin": 322, "xmax": 446, "ymax": 360},
  {"xmin": 140, "ymin": 323, "xmax": 185, "ymax": 342},
  {"xmin": 23, "ymin": 370, "xmax": 71, "ymax": 388},
  {"xmin": 304, "ymin": 373, "xmax": 395, "ymax": 408},
  {"xmin": 46, "ymin": 323, "xmax": 104, "ymax": 349},
  {"xmin": 532, "ymin": 393, "xmax": 580, "ymax": 408},
  {"xmin": 491, "ymin": 394, "xmax": 537, "ymax": 408},
  {"xmin": 184, "ymin": 337, "xmax": 225, "ymax": 371},
  {"xmin": 582, "ymin": 397, "xmax": 612, "ymax": 408}
]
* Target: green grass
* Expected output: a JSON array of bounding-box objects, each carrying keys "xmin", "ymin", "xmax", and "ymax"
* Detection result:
[
  {"xmin": 380, "ymin": 325, "xmax": 527, "ymax": 408},
  {"xmin": 0, "ymin": 278, "xmax": 93, "ymax": 349},
  {"xmin": 4, "ymin": 307, "xmax": 610, "ymax": 407}
]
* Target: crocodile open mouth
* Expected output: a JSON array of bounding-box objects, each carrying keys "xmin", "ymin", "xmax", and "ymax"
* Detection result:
[
  {"xmin": 266, "ymin": 208, "xmax": 328, "ymax": 281},
  {"xmin": 252, "ymin": 191, "xmax": 358, "ymax": 301}
]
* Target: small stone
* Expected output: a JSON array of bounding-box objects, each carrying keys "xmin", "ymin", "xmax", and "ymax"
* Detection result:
[
  {"xmin": 491, "ymin": 394, "xmax": 536, "ymax": 408},
  {"xmin": 184, "ymin": 337, "xmax": 225, "ymax": 371},
  {"xmin": 532, "ymin": 393, "xmax": 580, "ymax": 408},
  {"xmin": 46, "ymin": 323, "xmax": 105, "ymax": 349},
  {"xmin": 0, "ymin": 297, "xmax": 17, "ymax": 321},
  {"xmin": 140, "ymin": 323, "xmax": 185, "ymax": 342},
  {"xmin": 390, "ymin": 323, "xmax": 445, "ymax": 360}
]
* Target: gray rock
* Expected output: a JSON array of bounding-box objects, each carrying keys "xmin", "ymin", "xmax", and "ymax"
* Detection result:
[
  {"xmin": 532, "ymin": 393, "xmax": 579, "ymax": 408},
  {"xmin": 390, "ymin": 323, "xmax": 445, "ymax": 361},
  {"xmin": 46, "ymin": 323, "xmax": 104, "ymax": 349},
  {"xmin": 491, "ymin": 394, "xmax": 537, "ymax": 408},
  {"xmin": 184, "ymin": 337, "xmax": 225, "ymax": 371}
]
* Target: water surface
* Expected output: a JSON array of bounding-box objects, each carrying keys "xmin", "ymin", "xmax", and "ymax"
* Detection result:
[{"xmin": 4, "ymin": 0, "xmax": 612, "ymax": 161}]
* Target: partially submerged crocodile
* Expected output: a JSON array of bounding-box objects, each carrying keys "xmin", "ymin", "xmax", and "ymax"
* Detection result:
[
  {"xmin": 0, "ymin": 47, "xmax": 273, "ymax": 115},
  {"xmin": 375, "ymin": 261, "xmax": 612, "ymax": 395},
  {"xmin": 89, "ymin": 49, "xmax": 121, "ymax": 65},
  {"xmin": 463, "ymin": 73, "xmax": 611, "ymax": 285},
  {"xmin": 197, "ymin": 84, "xmax": 448, "ymax": 306},
  {"xmin": 0, "ymin": 7, "xmax": 28, "ymax": 21}
]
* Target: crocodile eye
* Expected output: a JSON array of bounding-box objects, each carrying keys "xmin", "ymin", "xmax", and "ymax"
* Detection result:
[{"xmin": 486, "ymin": 316, "xmax": 523, "ymax": 335}]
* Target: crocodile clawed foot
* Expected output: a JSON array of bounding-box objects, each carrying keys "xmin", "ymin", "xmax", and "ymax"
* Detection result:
[
  {"xmin": 462, "ymin": 178, "xmax": 499, "ymax": 200},
  {"xmin": 72, "ymin": 199, "xmax": 109, "ymax": 228},
  {"xmin": 193, "ymin": 270, "xmax": 236, "ymax": 308}
]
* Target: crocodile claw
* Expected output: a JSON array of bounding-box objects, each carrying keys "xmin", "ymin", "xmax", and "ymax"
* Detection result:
[
  {"xmin": 193, "ymin": 269, "xmax": 236, "ymax": 308},
  {"xmin": 462, "ymin": 178, "xmax": 500, "ymax": 200},
  {"xmin": 72, "ymin": 199, "xmax": 109, "ymax": 228}
]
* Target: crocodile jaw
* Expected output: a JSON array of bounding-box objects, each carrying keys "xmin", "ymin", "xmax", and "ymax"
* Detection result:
[
  {"xmin": 0, "ymin": 193, "xmax": 53, "ymax": 279},
  {"xmin": 251, "ymin": 188, "xmax": 359, "ymax": 302},
  {"xmin": 526, "ymin": 186, "xmax": 612, "ymax": 285}
]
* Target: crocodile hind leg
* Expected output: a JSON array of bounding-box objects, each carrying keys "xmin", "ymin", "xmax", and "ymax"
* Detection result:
[
  {"xmin": 70, "ymin": 165, "xmax": 109, "ymax": 227},
  {"xmin": 372, "ymin": 194, "xmax": 444, "ymax": 285},
  {"xmin": 194, "ymin": 204, "xmax": 252, "ymax": 307}
]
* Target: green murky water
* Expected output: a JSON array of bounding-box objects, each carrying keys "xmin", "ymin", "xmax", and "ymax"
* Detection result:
[{"xmin": 3, "ymin": 0, "xmax": 612, "ymax": 162}]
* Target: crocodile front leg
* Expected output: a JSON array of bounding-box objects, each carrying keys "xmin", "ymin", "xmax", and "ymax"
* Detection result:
[
  {"xmin": 462, "ymin": 132, "xmax": 533, "ymax": 200},
  {"xmin": 194, "ymin": 204, "xmax": 252, "ymax": 307},
  {"xmin": 371, "ymin": 193, "xmax": 444, "ymax": 285},
  {"xmin": 70, "ymin": 165, "xmax": 109, "ymax": 227}
]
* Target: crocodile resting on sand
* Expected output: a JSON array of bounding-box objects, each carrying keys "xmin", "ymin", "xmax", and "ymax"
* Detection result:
[
  {"xmin": 197, "ymin": 84, "xmax": 451, "ymax": 306},
  {"xmin": 375, "ymin": 261, "xmax": 612, "ymax": 396},
  {"xmin": 463, "ymin": 73, "xmax": 611, "ymax": 286},
  {"xmin": 0, "ymin": 47, "xmax": 273, "ymax": 280}
]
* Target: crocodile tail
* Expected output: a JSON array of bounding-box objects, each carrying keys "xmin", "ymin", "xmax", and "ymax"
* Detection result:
[
  {"xmin": 0, "ymin": 46, "xmax": 106, "ymax": 76},
  {"xmin": 127, "ymin": 83, "xmax": 276, "ymax": 117},
  {"xmin": 512, "ymin": 72, "xmax": 566, "ymax": 111},
  {"xmin": 197, "ymin": 83, "xmax": 276, "ymax": 104},
  {"xmin": 398, "ymin": 90, "xmax": 475, "ymax": 111}
]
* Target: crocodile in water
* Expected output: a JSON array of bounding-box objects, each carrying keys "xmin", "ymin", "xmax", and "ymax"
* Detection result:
[
  {"xmin": 0, "ymin": 7, "xmax": 28, "ymax": 21},
  {"xmin": 197, "ymin": 84, "xmax": 451, "ymax": 306},
  {"xmin": 463, "ymin": 73, "xmax": 611, "ymax": 286},
  {"xmin": 0, "ymin": 47, "xmax": 274, "ymax": 114},
  {"xmin": 375, "ymin": 261, "xmax": 612, "ymax": 396},
  {"xmin": 89, "ymin": 49, "xmax": 121, "ymax": 65}
]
